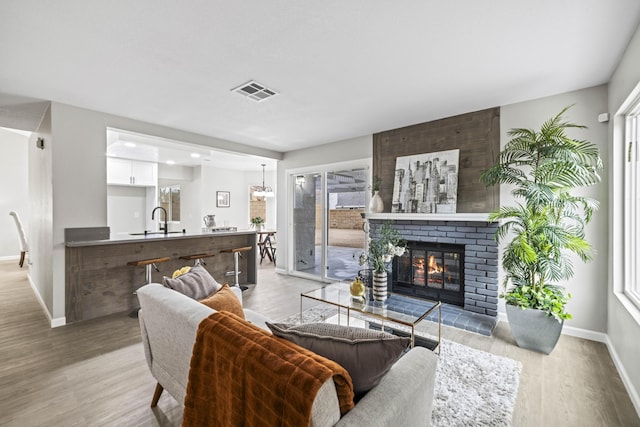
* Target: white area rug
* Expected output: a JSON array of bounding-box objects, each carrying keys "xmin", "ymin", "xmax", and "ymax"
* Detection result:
[{"xmin": 279, "ymin": 306, "xmax": 522, "ymax": 426}]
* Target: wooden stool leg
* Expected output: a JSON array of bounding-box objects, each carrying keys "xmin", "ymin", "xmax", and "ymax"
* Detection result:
[
  {"xmin": 151, "ymin": 382, "xmax": 164, "ymax": 407},
  {"xmin": 19, "ymin": 251, "xmax": 25, "ymax": 268}
]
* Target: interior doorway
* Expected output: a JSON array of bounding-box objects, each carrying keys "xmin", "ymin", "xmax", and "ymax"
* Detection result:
[{"xmin": 0, "ymin": 127, "xmax": 30, "ymax": 261}]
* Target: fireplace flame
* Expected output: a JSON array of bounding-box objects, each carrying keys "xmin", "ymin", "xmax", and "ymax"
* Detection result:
[{"xmin": 427, "ymin": 255, "xmax": 443, "ymax": 274}]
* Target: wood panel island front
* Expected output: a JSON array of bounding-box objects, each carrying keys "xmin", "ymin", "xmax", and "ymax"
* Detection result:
[{"xmin": 65, "ymin": 230, "xmax": 257, "ymax": 323}]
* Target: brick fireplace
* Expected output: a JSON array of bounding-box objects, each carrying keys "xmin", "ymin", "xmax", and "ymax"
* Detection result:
[
  {"xmin": 368, "ymin": 216, "xmax": 499, "ymax": 317},
  {"xmin": 367, "ymin": 108, "xmax": 501, "ymax": 326}
]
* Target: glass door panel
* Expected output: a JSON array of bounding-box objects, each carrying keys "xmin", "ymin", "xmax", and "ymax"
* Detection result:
[
  {"xmin": 325, "ymin": 168, "xmax": 367, "ymax": 280},
  {"xmin": 444, "ymin": 252, "xmax": 461, "ymax": 291},
  {"xmin": 412, "ymin": 250, "xmax": 426, "ymax": 286},
  {"xmin": 293, "ymin": 172, "xmax": 323, "ymax": 276},
  {"xmin": 396, "ymin": 250, "xmax": 412, "ymax": 284},
  {"xmin": 426, "ymin": 251, "xmax": 444, "ymax": 289}
]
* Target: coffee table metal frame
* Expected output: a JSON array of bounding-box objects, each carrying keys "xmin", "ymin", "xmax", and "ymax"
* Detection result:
[{"xmin": 300, "ymin": 282, "xmax": 441, "ymax": 352}]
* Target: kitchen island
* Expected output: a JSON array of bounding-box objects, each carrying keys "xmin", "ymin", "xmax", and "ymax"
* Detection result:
[{"xmin": 65, "ymin": 229, "xmax": 257, "ymax": 323}]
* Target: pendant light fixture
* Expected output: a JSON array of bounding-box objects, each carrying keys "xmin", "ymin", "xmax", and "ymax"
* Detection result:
[{"xmin": 254, "ymin": 164, "xmax": 274, "ymax": 198}]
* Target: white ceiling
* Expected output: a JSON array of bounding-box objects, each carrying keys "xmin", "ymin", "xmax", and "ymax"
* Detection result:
[{"xmin": 1, "ymin": 1, "xmax": 640, "ymax": 153}]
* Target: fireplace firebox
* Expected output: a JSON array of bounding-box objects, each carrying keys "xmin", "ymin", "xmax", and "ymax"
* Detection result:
[{"xmin": 392, "ymin": 242, "xmax": 465, "ymax": 306}]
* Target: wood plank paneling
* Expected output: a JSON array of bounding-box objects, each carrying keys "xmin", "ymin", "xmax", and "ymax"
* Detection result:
[
  {"xmin": 65, "ymin": 234, "xmax": 257, "ymax": 323},
  {"xmin": 373, "ymin": 108, "xmax": 500, "ymax": 213}
]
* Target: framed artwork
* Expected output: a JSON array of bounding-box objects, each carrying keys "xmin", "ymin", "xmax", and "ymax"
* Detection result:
[
  {"xmin": 391, "ymin": 149, "xmax": 460, "ymax": 214},
  {"xmin": 216, "ymin": 191, "xmax": 230, "ymax": 208}
]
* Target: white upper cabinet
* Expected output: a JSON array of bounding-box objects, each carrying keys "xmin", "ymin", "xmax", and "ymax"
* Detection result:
[
  {"xmin": 107, "ymin": 158, "xmax": 132, "ymax": 185},
  {"xmin": 107, "ymin": 157, "xmax": 157, "ymax": 186},
  {"xmin": 131, "ymin": 161, "xmax": 157, "ymax": 186}
]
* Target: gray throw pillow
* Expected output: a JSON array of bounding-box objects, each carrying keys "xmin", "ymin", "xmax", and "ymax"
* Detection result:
[
  {"xmin": 266, "ymin": 322, "xmax": 410, "ymax": 397},
  {"xmin": 162, "ymin": 264, "xmax": 222, "ymax": 300}
]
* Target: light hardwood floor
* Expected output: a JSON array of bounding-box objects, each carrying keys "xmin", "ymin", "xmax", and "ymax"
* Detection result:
[{"xmin": 0, "ymin": 260, "xmax": 638, "ymax": 426}]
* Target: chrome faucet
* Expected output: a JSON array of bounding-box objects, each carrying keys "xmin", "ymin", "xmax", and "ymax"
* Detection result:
[{"xmin": 151, "ymin": 206, "xmax": 168, "ymax": 234}]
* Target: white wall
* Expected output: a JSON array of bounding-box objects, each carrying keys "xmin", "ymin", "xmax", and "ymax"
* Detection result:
[
  {"xmin": 199, "ymin": 166, "xmax": 277, "ymax": 230},
  {"xmin": 106, "ymin": 186, "xmax": 147, "ymax": 235},
  {"xmin": 500, "ymin": 85, "xmax": 609, "ymax": 333},
  {"xmin": 276, "ymin": 134, "xmax": 373, "ymax": 270},
  {"xmin": 608, "ymin": 21, "xmax": 640, "ymax": 414},
  {"xmin": 28, "ymin": 104, "xmax": 53, "ymax": 317},
  {"xmin": 0, "ymin": 128, "xmax": 29, "ymax": 259},
  {"xmin": 174, "ymin": 167, "xmax": 202, "ymax": 233}
]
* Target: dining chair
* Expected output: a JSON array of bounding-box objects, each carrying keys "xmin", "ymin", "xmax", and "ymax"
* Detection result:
[{"xmin": 9, "ymin": 211, "xmax": 28, "ymax": 267}]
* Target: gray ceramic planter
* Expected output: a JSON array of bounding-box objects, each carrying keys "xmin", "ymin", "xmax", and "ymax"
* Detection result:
[{"xmin": 505, "ymin": 304, "xmax": 564, "ymax": 354}]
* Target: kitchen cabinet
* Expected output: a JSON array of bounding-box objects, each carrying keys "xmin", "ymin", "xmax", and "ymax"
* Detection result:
[{"xmin": 107, "ymin": 157, "xmax": 157, "ymax": 186}]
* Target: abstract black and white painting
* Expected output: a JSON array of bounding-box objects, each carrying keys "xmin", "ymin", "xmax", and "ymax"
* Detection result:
[{"xmin": 391, "ymin": 149, "xmax": 460, "ymax": 213}]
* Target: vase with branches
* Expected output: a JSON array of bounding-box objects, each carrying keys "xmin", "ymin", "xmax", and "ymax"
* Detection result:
[
  {"xmin": 358, "ymin": 222, "xmax": 406, "ymax": 301},
  {"xmin": 369, "ymin": 175, "xmax": 384, "ymax": 213}
]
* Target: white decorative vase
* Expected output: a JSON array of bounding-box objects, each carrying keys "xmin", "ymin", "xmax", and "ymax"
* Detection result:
[
  {"xmin": 372, "ymin": 271, "xmax": 388, "ymax": 302},
  {"xmin": 369, "ymin": 191, "xmax": 384, "ymax": 213}
]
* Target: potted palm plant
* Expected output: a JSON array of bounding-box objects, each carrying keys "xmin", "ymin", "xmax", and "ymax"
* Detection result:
[{"xmin": 480, "ymin": 105, "xmax": 602, "ymax": 354}]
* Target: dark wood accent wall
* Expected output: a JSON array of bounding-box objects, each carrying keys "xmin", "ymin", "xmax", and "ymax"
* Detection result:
[
  {"xmin": 65, "ymin": 233, "xmax": 257, "ymax": 323},
  {"xmin": 373, "ymin": 107, "xmax": 500, "ymax": 213}
]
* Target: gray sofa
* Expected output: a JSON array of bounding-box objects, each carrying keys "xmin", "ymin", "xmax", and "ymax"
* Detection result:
[{"xmin": 137, "ymin": 283, "xmax": 438, "ymax": 426}]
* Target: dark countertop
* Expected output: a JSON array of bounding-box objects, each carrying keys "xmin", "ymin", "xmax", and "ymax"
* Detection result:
[{"xmin": 65, "ymin": 229, "xmax": 256, "ymax": 247}]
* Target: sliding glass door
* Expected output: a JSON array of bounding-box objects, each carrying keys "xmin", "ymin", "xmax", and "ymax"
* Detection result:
[
  {"xmin": 292, "ymin": 172, "xmax": 323, "ymax": 276},
  {"xmin": 290, "ymin": 164, "xmax": 368, "ymax": 281}
]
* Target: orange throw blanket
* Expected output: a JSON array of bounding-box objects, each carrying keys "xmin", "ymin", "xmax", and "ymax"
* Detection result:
[{"xmin": 182, "ymin": 312, "xmax": 354, "ymax": 427}]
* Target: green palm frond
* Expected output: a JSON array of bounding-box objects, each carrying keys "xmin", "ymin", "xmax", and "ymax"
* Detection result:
[{"xmin": 482, "ymin": 105, "xmax": 602, "ymax": 318}]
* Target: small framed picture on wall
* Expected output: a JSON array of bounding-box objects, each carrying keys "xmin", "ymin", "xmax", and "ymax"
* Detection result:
[{"xmin": 217, "ymin": 191, "xmax": 230, "ymax": 207}]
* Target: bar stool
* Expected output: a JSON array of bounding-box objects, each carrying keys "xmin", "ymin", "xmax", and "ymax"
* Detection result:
[
  {"xmin": 179, "ymin": 252, "xmax": 216, "ymax": 266},
  {"xmin": 127, "ymin": 256, "xmax": 171, "ymax": 317},
  {"xmin": 220, "ymin": 246, "xmax": 252, "ymax": 290}
]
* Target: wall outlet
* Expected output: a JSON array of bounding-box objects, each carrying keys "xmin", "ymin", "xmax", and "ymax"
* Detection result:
[{"xmin": 134, "ymin": 211, "xmax": 140, "ymax": 218}]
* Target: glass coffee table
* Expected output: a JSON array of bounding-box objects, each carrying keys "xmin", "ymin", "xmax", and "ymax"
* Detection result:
[{"xmin": 301, "ymin": 282, "xmax": 441, "ymax": 352}]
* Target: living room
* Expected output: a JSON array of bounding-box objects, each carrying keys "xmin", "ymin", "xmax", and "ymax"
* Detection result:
[{"xmin": 2, "ymin": 2, "xmax": 640, "ymax": 426}]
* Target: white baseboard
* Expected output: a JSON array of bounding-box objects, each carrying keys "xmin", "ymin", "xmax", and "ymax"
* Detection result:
[
  {"xmin": 497, "ymin": 311, "xmax": 507, "ymax": 324},
  {"xmin": 561, "ymin": 325, "xmax": 608, "ymax": 343},
  {"xmin": 0, "ymin": 255, "xmax": 19, "ymax": 261},
  {"xmin": 498, "ymin": 312, "xmax": 608, "ymax": 343},
  {"xmin": 27, "ymin": 273, "xmax": 66, "ymax": 328},
  {"xmin": 605, "ymin": 336, "xmax": 640, "ymax": 418},
  {"xmin": 51, "ymin": 316, "xmax": 66, "ymax": 328}
]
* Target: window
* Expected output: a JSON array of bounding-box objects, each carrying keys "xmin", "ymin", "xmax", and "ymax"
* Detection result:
[
  {"xmin": 624, "ymin": 100, "xmax": 640, "ymax": 309},
  {"xmin": 159, "ymin": 185, "xmax": 181, "ymax": 222}
]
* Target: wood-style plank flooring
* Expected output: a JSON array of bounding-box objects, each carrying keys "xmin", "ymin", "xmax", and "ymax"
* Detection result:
[{"xmin": 0, "ymin": 260, "xmax": 638, "ymax": 426}]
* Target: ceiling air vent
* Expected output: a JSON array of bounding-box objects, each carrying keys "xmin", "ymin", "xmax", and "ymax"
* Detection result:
[{"xmin": 232, "ymin": 80, "xmax": 278, "ymax": 102}]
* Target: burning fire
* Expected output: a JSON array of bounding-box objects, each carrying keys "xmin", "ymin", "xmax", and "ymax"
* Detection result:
[
  {"xmin": 412, "ymin": 256, "xmax": 445, "ymax": 287},
  {"xmin": 427, "ymin": 255, "xmax": 443, "ymax": 274}
]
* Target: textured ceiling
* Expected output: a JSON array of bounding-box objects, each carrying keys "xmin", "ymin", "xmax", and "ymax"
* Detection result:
[{"xmin": 1, "ymin": 1, "xmax": 639, "ymax": 153}]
